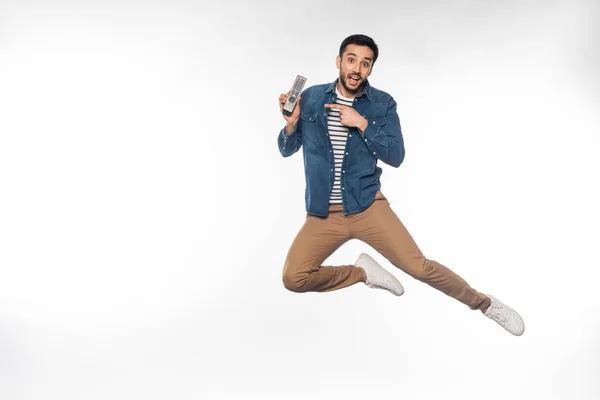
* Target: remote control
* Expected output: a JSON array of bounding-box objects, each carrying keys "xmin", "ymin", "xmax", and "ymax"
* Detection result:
[{"xmin": 282, "ymin": 75, "xmax": 307, "ymax": 116}]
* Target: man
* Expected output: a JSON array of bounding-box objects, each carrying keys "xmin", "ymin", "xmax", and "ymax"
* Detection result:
[{"xmin": 276, "ymin": 34, "xmax": 525, "ymax": 336}]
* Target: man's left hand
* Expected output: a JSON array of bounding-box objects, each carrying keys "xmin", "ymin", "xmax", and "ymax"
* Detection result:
[{"xmin": 324, "ymin": 103, "xmax": 368, "ymax": 132}]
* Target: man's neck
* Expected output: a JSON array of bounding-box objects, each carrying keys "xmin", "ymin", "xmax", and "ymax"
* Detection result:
[{"xmin": 336, "ymin": 80, "xmax": 362, "ymax": 98}]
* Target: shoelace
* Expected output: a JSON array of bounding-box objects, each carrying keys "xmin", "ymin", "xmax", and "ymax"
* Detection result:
[{"xmin": 488, "ymin": 304, "xmax": 510, "ymax": 326}]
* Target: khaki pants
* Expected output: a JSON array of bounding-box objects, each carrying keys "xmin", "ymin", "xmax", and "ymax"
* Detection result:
[{"xmin": 282, "ymin": 191, "xmax": 491, "ymax": 312}]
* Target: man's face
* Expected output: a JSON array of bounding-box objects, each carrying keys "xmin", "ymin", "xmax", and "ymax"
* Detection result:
[{"xmin": 336, "ymin": 44, "xmax": 374, "ymax": 95}]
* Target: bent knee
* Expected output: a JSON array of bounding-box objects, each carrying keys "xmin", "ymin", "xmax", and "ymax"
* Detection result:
[{"xmin": 282, "ymin": 269, "xmax": 308, "ymax": 293}]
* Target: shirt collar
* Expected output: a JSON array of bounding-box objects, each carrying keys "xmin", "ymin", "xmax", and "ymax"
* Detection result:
[{"xmin": 324, "ymin": 77, "xmax": 373, "ymax": 101}]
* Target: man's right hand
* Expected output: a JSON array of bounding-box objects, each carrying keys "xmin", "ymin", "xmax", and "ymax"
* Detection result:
[{"xmin": 279, "ymin": 91, "xmax": 301, "ymax": 135}]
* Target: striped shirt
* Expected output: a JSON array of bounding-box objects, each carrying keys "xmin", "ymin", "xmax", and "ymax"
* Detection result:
[{"xmin": 327, "ymin": 88, "xmax": 355, "ymax": 204}]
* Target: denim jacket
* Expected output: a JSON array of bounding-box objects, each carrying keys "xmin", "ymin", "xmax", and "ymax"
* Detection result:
[{"xmin": 277, "ymin": 78, "xmax": 405, "ymax": 217}]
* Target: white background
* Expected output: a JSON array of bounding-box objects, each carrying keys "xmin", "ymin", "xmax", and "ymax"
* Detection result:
[{"xmin": 1, "ymin": 0, "xmax": 599, "ymax": 399}]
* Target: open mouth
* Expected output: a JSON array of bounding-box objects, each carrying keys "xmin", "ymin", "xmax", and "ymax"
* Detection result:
[{"xmin": 348, "ymin": 75, "xmax": 361, "ymax": 85}]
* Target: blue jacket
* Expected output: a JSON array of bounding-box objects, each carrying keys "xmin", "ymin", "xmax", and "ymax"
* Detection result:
[{"xmin": 277, "ymin": 78, "xmax": 405, "ymax": 217}]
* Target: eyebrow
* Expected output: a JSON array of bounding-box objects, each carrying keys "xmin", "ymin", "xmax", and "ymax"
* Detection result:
[{"xmin": 347, "ymin": 52, "xmax": 372, "ymax": 62}]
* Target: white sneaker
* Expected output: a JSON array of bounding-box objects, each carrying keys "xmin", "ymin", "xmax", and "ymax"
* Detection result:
[
  {"xmin": 483, "ymin": 294, "xmax": 525, "ymax": 336},
  {"xmin": 355, "ymin": 253, "xmax": 404, "ymax": 296}
]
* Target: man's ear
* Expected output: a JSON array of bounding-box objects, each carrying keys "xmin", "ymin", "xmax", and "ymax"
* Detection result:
[{"xmin": 336, "ymin": 55, "xmax": 341, "ymax": 70}]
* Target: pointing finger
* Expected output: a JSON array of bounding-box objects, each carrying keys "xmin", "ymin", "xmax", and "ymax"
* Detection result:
[{"xmin": 324, "ymin": 105, "xmax": 346, "ymax": 112}]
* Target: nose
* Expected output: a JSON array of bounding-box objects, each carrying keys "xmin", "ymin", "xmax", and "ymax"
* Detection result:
[{"xmin": 352, "ymin": 64, "xmax": 364, "ymax": 76}]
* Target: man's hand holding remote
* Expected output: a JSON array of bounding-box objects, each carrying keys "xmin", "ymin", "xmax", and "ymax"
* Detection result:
[{"xmin": 279, "ymin": 90, "xmax": 301, "ymax": 135}]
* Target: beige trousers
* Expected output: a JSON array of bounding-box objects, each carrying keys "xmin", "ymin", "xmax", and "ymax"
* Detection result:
[{"xmin": 282, "ymin": 190, "xmax": 491, "ymax": 312}]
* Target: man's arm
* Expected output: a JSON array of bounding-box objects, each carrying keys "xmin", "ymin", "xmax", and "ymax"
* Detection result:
[
  {"xmin": 358, "ymin": 97, "xmax": 405, "ymax": 168},
  {"xmin": 277, "ymin": 121, "xmax": 302, "ymax": 157},
  {"xmin": 277, "ymin": 90, "xmax": 304, "ymax": 157}
]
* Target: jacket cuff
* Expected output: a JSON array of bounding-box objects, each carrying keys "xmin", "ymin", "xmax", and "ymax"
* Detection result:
[
  {"xmin": 279, "ymin": 127, "xmax": 297, "ymax": 151},
  {"xmin": 358, "ymin": 123, "xmax": 381, "ymax": 158}
]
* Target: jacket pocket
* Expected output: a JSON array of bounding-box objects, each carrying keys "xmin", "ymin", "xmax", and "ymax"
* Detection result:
[
  {"xmin": 300, "ymin": 112, "xmax": 317, "ymax": 122},
  {"xmin": 370, "ymin": 116, "xmax": 387, "ymax": 127},
  {"xmin": 300, "ymin": 112, "xmax": 318, "ymax": 140}
]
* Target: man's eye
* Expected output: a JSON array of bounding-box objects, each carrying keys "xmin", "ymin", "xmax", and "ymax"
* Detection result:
[
  {"xmin": 348, "ymin": 58, "xmax": 354, "ymax": 63},
  {"xmin": 363, "ymin": 63, "xmax": 369, "ymax": 67}
]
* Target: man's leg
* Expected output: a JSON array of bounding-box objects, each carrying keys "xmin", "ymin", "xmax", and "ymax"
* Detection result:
[
  {"xmin": 349, "ymin": 192, "xmax": 491, "ymax": 312},
  {"xmin": 282, "ymin": 206, "xmax": 366, "ymax": 293}
]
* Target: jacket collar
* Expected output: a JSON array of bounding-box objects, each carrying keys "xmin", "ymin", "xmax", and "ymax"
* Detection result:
[{"xmin": 323, "ymin": 77, "xmax": 373, "ymax": 101}]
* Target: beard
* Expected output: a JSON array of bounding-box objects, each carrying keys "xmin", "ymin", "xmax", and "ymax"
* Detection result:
[{"xmin": 339, "ymin": 71, "xmax": 367, "ymax": 95}]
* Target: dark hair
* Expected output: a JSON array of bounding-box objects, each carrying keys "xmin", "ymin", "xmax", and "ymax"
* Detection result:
[{"xmin": 339, "ymin": 34, "xmax": 379, "ymax": 64}]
